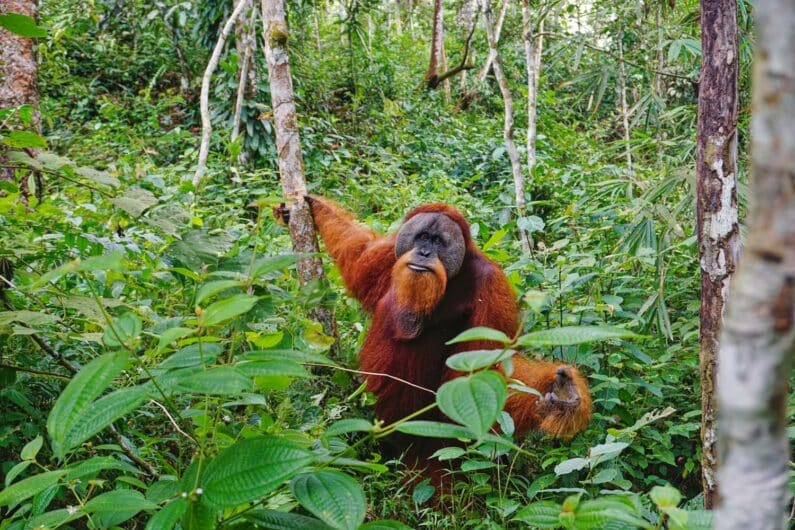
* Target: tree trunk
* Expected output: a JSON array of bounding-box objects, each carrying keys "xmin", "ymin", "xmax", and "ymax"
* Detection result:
[
  {"xmin": 616, "ymin": 33, "xmax": 633, "ymax": 187},
  {"xmin": 261, "ymin": 0, "xmax": 337, "ymax": 337},
  {"xmin": 482, "ymin": 0, "xmax": 530, "ymax": 253},
  {"xmin": 522, "ymin": 1, "xmax": 543, "ymax": 188},
  {"xmin": 193, "ymin": 0, "xmax": 250, "ymax": 187},
  {"xmin": 696, "ymin": 0, "xmax": 740, "ymax": 509},
  {"xmin": 0, "ymin": 0, "xmax": 40, "ymax": 185},
  {"xmin": 232, "ymin": 0, "xmax": 258, "ymax": 166},
  {"xmin": 476, "ymin": 0, "xmax": 507, "ymax": 83},
  {"xmin": 425, "ymin": 0, "xmax": 444, "ymax": 82},
  {"xmin": 654, "ymin": 1, "xmax": 664, "ymax": 165},
  {"xmin": 714, "ymin": 0, "xmax": 794, "ymax": 527}
]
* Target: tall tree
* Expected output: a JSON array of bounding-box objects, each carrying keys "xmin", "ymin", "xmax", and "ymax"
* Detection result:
[
  {"xmin": 261, "ymin": 0, "xmax": 337, "ymax": 336},
  {"xmin": 714, "ymin": 0, "xmax": 794, "ymax": 526},
  {"xmin": 521, "ymin": 0, "xmax": 543, "ymax": 192},
  {"xmin": 0, "ymin": 0, "xmax": 40, "ymax": 185},
  {"xmin": 482, "ymin": 0, "xmax": 530, "ymax": 253},
  {"xmin": 425, "ymin": 0, "xmax": 445, "ymax": 84},
  {"xmin": 696, "ymin": 0, "xmax": 740, "ymax": 508}
]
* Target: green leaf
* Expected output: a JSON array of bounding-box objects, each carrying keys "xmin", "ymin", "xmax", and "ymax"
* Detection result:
[
  {"xmin": 0, "ymin": 13, "xmax": 46, "ymax": 37},
  {"xmin": 291, "ymin": 471, "xmax": 366, "ymax": 530},
  {"xmin": 589, "ymin": 442, "xmax": 629, "ymax": 464},
  {"xmin": 195, "ymin": 280, "xmax": 243, "ymax": 305},
  {"xmin": 323, "ymin": 418, "xmax": 373, "ymax": 437},
  {"xmin": 0, "ymin": 469, "xmax": 66, "ymax": 507},
  {"xmin": 65, "ymin": 456, "xmax": 141, "ymax": 481},
  {"xmin": 145, "ymin": 498, "xmax": 188, "ymax": 530},
  {"xmin": 0, "ymin": 310, "xmax": 58, "ymax": 327},
  {"xmin": 1, "ymin": 130, "xmax": 47, "ymax": 148},
  {"xmin": 513, "ymin": 500, "xmax": 561, "ymax": 528},
  {"xmin": 75, "ymin": 252, "xmax": 126, "ymax": 272},
  {"xmin": 60, "ymin": 386, "xmax": 147, "ymax": 454},
  {"xmin": 25, "ymin": 508, "xmax": 84, "ymax": 529},
  {"xmin": 84, "ymin": 489, "xmax": 157, "ymax": 514},
  {"xmin": 202, "ymin": 436, "xmax": 314, "ymax": 508},
  {"xmin": 395, "ymin": 421, "xmax": 474, "ymax": 439},
  {"xmin": 436, "ymin": 371, "xmax": 507, "ymax": 438},
  {"xmin": 21, "ymin": 435, "xmax": 43, "ymax": 460},
  {"xmin": 649, "ymin": 485, "xmax": 682, "ymax": 509},
  {"xmin": 48, "ymin": 351, "xmax": 129, "ymax": 459},
  {"xmin": 360, "ymin": 521, "xmax": 413, "ymax": 529},
  {"xmin": 155, "ymin": 327, "xmax": 196, "ymax": 354},
  {"xmin": 235, "ymin": 360, "xmax": 310, "ymax": 378},
  {"xmin": 241, "ymin": 349, "xmax": 339, "ymax": 367},
  {"xmin": 109, "ymin": 187, "xmax": 158, "ymax": 218},
  {"xmin": 516, "ymin": 326, "xmax": 638, "ymax": 347},
  {"xmin": 175, "ymin": 367, "xmax": 252, "ymax": 395},
  {"xmin": 245, "ymin": 509, "xmax": 333, "ymax": 530},
  {"xmin": 554, "ymin": 457, "xmax": 589, "ymax": 476},
  {"xmin": 103, "ymin": 312, "xmax": 143, "ymax": 349},
  {"xmin": 198, "ymin": 294, "xmax": 259, "ymax": 328},
  {"xmin": 250, "ymin": 254, "xmax": 303, "ymax": 278},
  {"xmin": 446, "ymin": 326, "xmax": 511, "ymax": 345},
  {"xmin": 574, "ymin": 498, "xmax": 652, "ymax": 530},
  {"xmin": 159, "ymin": 341, "xmax": 223, "ymax": 369},
  {"xmin": 4, "ymin": 461, "xmax": 31, "ymax": 487},
  {"xmin": 445, "ymin": 349, "xmax": 515, "ymax": 372}
]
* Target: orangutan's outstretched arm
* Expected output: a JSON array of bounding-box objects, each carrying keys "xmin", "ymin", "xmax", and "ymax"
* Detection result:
[{"xmin": 306, "ymin": 195, "xmax": 396, "ymax": 312}]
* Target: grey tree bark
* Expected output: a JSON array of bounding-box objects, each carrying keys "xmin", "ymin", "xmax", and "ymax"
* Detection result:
[
  {"xmin": 261, "ymin": 0, "xmax": 337, "ymax": 336},
  {"xmin": 696, "ymin": 0, "xmax": 740, "ymax": 509},
  {"xmin": 714, "ymin": 0, "xmax": 795, "ymax": 527},
  {"xmin": 521, "ymin": 1, "xmax": 543, "ymax": 189},
  {"xmin": 232, "ymin": 0, "xmax": 258, "ymax": 166}
]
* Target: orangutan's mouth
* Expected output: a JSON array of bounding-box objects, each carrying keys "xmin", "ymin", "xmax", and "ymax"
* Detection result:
[{"xmin": 408, "ymin": 263, "xmax": 432, "ymax": 272}]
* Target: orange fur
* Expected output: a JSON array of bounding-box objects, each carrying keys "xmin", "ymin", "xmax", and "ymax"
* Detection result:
[{"xmin": 392, "ymin": 253, "xmax": 447, "ymax": 315}]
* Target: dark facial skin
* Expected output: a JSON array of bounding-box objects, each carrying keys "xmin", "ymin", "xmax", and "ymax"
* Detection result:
[{"xmin": 395, "ymin": 213, "xmax": 466, "ymax": 278}]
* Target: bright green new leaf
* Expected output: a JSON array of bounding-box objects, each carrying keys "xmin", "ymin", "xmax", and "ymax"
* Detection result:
[
  {"xmin": 1, "ymin": 130, "xmax": 47, "ymax": 148},
  {"xmin": 198, "ymin": 294, "xmax": 259, "ymax": 328},
  {"xmin": 436, "ymin": 371, "xmax": 507, "ymax": 438},
  {"xmin": 0, "ymin": 13, "xmax": 46, "ymax": 37},
  {"xmin": 445, "ymin": 349, "xmax": 515, "ymax": 372},
  {"xmin": 513, "ymin": 500, "xmax": 561, "ymax": 528},
  {"xmin": 83, "ymin": 489, "xmax": 157, "ymax": 514},
  {"xmin": 516, "ymin": 325, "xmax": 638, "ymax": 347},
  {"xmin": 445, "ymin": 326, "xmax": 511, "ymax": 346},
  {"xmin": 649, "ymin": 485, "xmax": 682, "ymax": 509},
  {"xmin": 48, "ymin": 351, "xmax": 129, "ymax": 459},
  {"xmin": 195, "ymin": 280, "xmax": 243, "ymax": 305},
  {"xmin": 175, "ymin": 367, "xmax": 252, "ymax": 395},
  {"xmin": 291, "ymin": 471, "xmax": 366, "ymax": 530},
  {"xmin": 0, "ymin": 469, "xmax": 66, "ymax": 507},
  {"xmin": 395, "ymin": 421, "xmax": 474, "ymax": 439},
  {"xmin": 202, "ymin": 437, "xmax": 314, "ymax": 508},
  {"xmin": 20, "ymin": 435, "xmax": 43, "ymax": 461}
]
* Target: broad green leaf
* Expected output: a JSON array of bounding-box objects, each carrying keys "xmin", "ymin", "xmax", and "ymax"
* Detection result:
[
  {"xmin": 21, "ymin": 435, "xmax": 43, "ymax": 460},
  {"xmin": 145, "ymin": 498, "xmax": 188, "ymax": 530},
  {"xmin": 445, "ymin": 349, "xmax": 515, "ymax": 372},
  {"xmin": 430, "ymin": 447, "xmax": 466, "ymax": 461},
  {"xmin": 109, "ymin": 187, "xmax": 158, "ymax": 218},
  {"xmin": 65, "ymin": 456, "xmax": 141, "ymax": 481},
  {"xmin": 198, "ymin": 294, "xmax": 259, "ymax": 328},
  {"xmin": 589, "ymin": 442, "xmax": 629, "ymax": 463},
  {"xmin": 0, "ymin": 310, "xmax": 58, "ymax": 327},
  {"xmin": 554, "ymin": 457, "xmax": 590, "ymax": 476},
  {"xmin": 360, "ymin": 522, "xmax": 413, "ymax": 530},
  {"xmin": 395, "ymin": 421, "xmax": 474, "ymax": 439},
  {"xmin": 235, "ymin": 360, "xmax": 310, "ymax": 378},
  {"xmin": 516, "ymin": 326, "xmax": 638, "ymax": 347},
  {"xmin": 159, "ymin": 342, "xmax": 223, "ymax": 369},
  {"xmin": 241, "ymin": 349, "xmax": 339, "ymax": 367},
  {"xmin": 436, "ymin": 371, "xmax": 507, "ymax": 438},
  {"xmin": 291, "ymin": 471, "xmax": 366, "ymax": 530},
  {"xmin": 4, "ymin": 461, "xmax": 31, "ymax": 487},
  {"xmin": 203, "ymin": 437, "xmax": 314, "ymax": 508},
  {"xmin": 412, "ymin": 481, "xmax": 435, "ymax": 505},
  {"xmin": 575, "ymin": 498, "xmax": 652, "ymax": 529},
  {"xmin": 155, "ymin": 327, "xmax": 196, "ymax": 354},
  {"xmin": 0, "ymin": 469, "xmax": 66, "ymax": 507},
  {"xmin": 60, "ymin": 386, "xmax": 146, "ymax": 454},
  {"xmin": 513, "ymin": 500, "xmax": 561, "ymax": 528},
  {"xmin": 74, "ymin": 252, "xmax": 126, "ymax": 272},
  {"xmin": 446, "ymin": 326, "xmax": 511, "ymax": 346},
  {"xmin": 195, "ymin": 280, "xmax": 243, "ymax": 305},
  {"xmin": 175, "ymin": 367, "xmax": 252, "ymax": 395},
  {"xmin": 324, "ymin": 418, "xmax": 373, "ymax": 437},
  {"xmin": 1, "ymin": 130, "xmax": 47, "ymax": 148},
  {"xmin": 0, "ymin": 13, "xmax": 46, "ymax": 37},
  {"xmin": 103, "ymin": 312, "xmax": 143, "ymax": 349},
  {"xmin": 25, "ymin": 508, "xmax": 84, "ymax": 529},
  {"xmin": 245, "ymin": 509, "xmax": 333, "ymax": 530},
  {"xmin": 48, "ymin": 351, "xmax": 129, "ymax": 459},
  {"xmin": 84, "ymin": 489, "xmax": 157, "ymax": 514},
  {"xmin": 250, "ymin": 254, "xmax": 303, "ymax": 278},
  {"xmin": 649, "ymin": 485, "xmax": 682, "ymax": 509}
]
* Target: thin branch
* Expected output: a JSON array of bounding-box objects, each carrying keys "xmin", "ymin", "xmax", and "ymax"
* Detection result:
[
  {"xmin": 193, "ymin": 0, "xmax": 251, "ymax": 188},
  {"xmin": 150, "ymin": 400, "xmax": 198, "ymax": 445},
  {"xmin": 304, "ymin": 363, "xmax": 436, "ymax": 395},
  {"xmin": 0, "ymin": 362, "xmax": 70, "ymax": 380},
  {"xmin": 428, "ymin": 12, "xmax": 480, "ymax": 89}
]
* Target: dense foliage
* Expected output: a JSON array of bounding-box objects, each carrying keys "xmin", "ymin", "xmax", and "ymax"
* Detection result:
[{"xmin": 0, "ymin": 0, "xmax": 773, "ymax": 528}]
